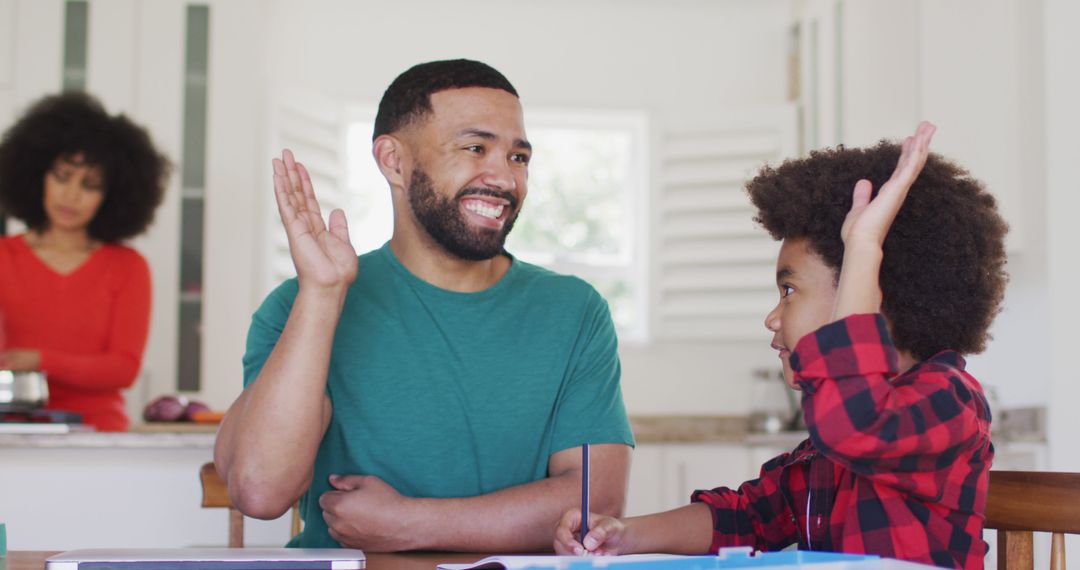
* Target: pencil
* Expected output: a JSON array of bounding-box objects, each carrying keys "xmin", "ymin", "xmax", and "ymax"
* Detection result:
[{"xmin": 581, "ymin": 443, "xmax": 590, "ymax": 544}]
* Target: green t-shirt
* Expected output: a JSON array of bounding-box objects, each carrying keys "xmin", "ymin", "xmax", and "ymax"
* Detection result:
[{"xmin": 242, "ymin": 243, "xmax": 635, "ymax": 547}]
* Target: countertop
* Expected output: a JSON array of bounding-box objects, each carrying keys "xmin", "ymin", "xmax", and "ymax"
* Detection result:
[
  {"xmin": 0, "ymin": 422, "xmax": 216, "ymax": 449},
  {"xmin": 0, "ymin": 407, "xmax": 1044, "ymax": 449},
  {"xmin": 0, "ymin": 417, "xmax": 804, "ymax": 449}
]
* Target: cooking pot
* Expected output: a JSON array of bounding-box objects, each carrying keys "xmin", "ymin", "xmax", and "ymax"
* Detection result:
[{"xmin": 0, "ymin": 370, "xmax": 48, "ymax": 412}]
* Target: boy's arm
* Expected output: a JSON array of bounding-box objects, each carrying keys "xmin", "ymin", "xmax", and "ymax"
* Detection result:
[
  {"xmin": 832, "ymin": 122, "xmax": 935, "ymax": 321},
  {"xmin": 792, "ymin": 122, "xmax": 983, "ymax": 471},
  {"xmin": 792, "ymin": 314, "xmax": 982, "ymax": 470},
  {"xmin": 688, "ymin": 452, "xmax": 801, "ymax": 553},
  {"xmin": 557, "ymin": 450, "xmax": 800, "ymax": 556}
]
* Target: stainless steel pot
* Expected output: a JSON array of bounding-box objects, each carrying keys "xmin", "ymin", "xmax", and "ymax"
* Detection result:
[{"xmin": 0, "ymin": 370, "xmax": 49, "ymax": 412}]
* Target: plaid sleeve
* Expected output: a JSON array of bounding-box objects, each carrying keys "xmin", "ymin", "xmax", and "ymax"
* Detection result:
[
  {"xmin": 690, "ymin": 452, "xmax": 799, "ymax": 553},
  {"xmin": 791, "ymin": 314, "xmax": 982, "ymax": 475}
]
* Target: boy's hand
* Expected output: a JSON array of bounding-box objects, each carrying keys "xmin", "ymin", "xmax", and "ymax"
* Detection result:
[
  {"xmin": 554, "ymin": 508, "xmax": 630, "ymax": 556},
  {"xmin": 840, "ymin": 121, "xmax": 936, "ymax": 249},
  {"xmin": 832, "ymin": 122, "xmax": 935, "ymax": 320}
]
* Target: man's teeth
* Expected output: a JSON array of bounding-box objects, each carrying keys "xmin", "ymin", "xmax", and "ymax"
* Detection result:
[{"xmin": 464, "ymin": 202, "xmax": 505, "ymax": 219}]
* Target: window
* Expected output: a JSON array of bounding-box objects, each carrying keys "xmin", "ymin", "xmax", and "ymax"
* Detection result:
[{"xmin": 342, "ymin": 109, "xmax": 650, "ymax": 341}]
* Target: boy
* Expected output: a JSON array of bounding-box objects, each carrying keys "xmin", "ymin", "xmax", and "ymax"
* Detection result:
[{"xmin": 554, "ymin": 123, "xmax": 1007, "ymax": 569}]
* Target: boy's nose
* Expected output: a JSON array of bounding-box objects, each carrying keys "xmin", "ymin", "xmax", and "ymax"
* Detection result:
[{"xmin": 764, "ymin": 304, "xmax": 781, "ymax": 332}]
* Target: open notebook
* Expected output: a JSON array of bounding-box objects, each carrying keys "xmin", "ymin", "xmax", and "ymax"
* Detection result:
[
  {"xmin": 437, "ymin": 551, "xmax": 881, "ymax": 570},
  {"xmin": 438, "ymin": 554, "xmax": 697, "ymax": 570},
  {"xmin": 45, "ymin": 548, "xmax": 366, "ymax": 570}
]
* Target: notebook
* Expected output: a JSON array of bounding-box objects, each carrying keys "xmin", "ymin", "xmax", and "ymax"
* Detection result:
[
  {"xmin": 45, "ymin": 548, "xmax": 365, "ymax": 570},
  {"xmin": 437, "ymin": 554, "xmax": 712, "ymax": 570},
  {"xmin": 436, "ymin": 550, "xmax": 881, "ymax": 569}
]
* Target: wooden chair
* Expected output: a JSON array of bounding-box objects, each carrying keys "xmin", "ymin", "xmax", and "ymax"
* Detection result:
[
  {"xmin": 985, "ymin": 470, "xmax": 1080, "ymax": 570},
  {"xmin": 199, "ymin": 462, "xmax": 302, "ymax": 547}
]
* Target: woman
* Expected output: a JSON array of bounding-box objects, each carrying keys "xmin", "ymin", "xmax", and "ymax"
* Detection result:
[{"xmin": 0, "ymin": 92, "xmax": 169, "ymax": 431}]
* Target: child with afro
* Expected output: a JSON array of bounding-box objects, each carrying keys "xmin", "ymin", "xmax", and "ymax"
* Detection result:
[{"xmin": 554, "ymin": 123, "xmax": 1007, "ymax": 569}]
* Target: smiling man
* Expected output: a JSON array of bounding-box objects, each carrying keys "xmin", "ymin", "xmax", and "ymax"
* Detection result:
[{"xmin": 214, "ymin": 59, "xmax": 634, "ymax": 552}]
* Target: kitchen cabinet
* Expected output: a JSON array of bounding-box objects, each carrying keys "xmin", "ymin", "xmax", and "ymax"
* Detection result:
[
  {"xmin": 792, "ymin": 0, "xmax": 1039, "ymax": 253},
  {"xmin": 626, "ymin": 443, "xmax": 759, "ymax": 517},
  {"xmin": 0, "ymin": 432, "xmax": 291, "ymax": 549}
]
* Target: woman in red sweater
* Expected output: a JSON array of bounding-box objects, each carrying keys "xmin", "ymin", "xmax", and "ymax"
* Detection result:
[{"xmin": 0, "ymin": 92, "xmax": 169, "ymax": 431}]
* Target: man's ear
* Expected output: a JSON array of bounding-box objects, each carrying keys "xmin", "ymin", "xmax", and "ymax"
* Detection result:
[{"xmin": 373, "ymin": 134, "xmax": 407, "ymax": 188}]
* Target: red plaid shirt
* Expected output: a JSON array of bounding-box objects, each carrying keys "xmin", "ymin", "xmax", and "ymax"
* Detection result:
[{"xmin": 692, "ymin": 314, "xmax": 993, "ymax": 569}]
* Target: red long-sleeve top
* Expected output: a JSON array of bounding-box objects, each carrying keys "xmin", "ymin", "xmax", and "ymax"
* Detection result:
[{"xmin": 0, "ymin": 234, "xmax": 151, "ymax": 431}]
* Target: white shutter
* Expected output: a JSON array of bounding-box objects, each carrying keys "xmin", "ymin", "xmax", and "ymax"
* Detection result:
[
  {"xmin": 261, "ymin": 89, "xmax": 347, "ymax": 297},
  {"xmin": 654, "ymin": 105, "xmax": 798, "ymax": 341}
]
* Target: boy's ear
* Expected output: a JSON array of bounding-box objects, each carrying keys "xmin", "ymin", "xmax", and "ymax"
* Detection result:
[{"xmin": 373, "ymin": 134, "xmax": 406, "ymax": 188}]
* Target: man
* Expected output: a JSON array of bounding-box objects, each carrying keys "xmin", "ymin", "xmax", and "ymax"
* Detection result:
[{"xmin": 214, "ymin": 59, "xmax": 634, "ymax": 552}]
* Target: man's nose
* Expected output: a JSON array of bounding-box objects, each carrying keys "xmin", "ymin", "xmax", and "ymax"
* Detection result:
[{"xmin": 479, "ymin": 154, "xmax": 518, "ymax": 192}]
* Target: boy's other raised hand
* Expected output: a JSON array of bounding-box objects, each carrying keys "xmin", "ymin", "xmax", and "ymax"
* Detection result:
[
  {"xmin": 272, "ymin": 149, "xmax": 358, "ymax": 296},
  {"xmin": 554, "ymin": 508, "xmax": 630, "ymax": 556},
  {"xmin": 840, "ymin": 121, "xmax": 936, "ymax": 249}
]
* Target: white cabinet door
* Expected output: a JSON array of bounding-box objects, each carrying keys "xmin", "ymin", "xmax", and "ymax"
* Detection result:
[
  {"xmin": 627, "ymin": 443, "xmax": 758, "ymax": 517},
  {"xmin": 662, "ymin": 444, "xmax": 755, "ymax": 511},
  {"xmin": 625, "ymin": 444, "xmax": 666, "ymax": 517}
]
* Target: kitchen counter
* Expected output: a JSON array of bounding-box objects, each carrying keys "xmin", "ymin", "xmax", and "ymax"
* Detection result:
[
  {"xmin": 0, "ymin": 422, "xmax": 216, "ymax": 449},
  {"xmin": 0, "ymin": 418, "xmax": 800, "ymax": 449},
  {"xmin": 0, "ymin": 407, "xmax": 1045, "ymax": 450},
  {"xmin": 630, "ymin": 414, "xmax": 808, "ymax": 447}
]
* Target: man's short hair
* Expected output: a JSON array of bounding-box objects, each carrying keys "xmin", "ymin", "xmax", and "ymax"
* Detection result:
[
  {"xmin": 372, "ymin": 59, "xmax": 518, "ymax": 141},
  {"xmin": 747, "ymin": 141, "xmax": 1009, "ymax": 361}
]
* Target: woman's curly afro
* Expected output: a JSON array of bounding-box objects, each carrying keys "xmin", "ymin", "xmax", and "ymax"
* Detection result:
[{"xmin": 0, "ymin": 91, "xmax": 170, "ymax": 242}]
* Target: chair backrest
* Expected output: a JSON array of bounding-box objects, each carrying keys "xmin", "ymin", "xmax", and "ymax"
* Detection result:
[
  {"xmin": 985, "ymin": 470, "xmax": 1080, "ymax": 570},
  {"xmin": 199, "ymin": 461, "xmax": 302, "ymax": 547}
]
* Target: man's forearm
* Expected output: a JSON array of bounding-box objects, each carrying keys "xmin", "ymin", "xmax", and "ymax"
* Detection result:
[
  {"xmin": 405, "ymin": 470, "xmax": 616, "ymax": 552},
  {"xmin": 215, "ymin": 288, "xmax": 343, "ymax": 518}
]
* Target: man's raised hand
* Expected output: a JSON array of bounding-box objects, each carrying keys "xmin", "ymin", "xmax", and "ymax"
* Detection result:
[{"xmin": 272, "ymin": 149, "xmax": 358, "ymax": 295}]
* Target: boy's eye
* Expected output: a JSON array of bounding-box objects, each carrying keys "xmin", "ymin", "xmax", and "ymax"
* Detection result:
[
  {"xmin": 51, "ymin": 169, "xmax": 70, "ymax": 182},
  {"xmin": 781, "ymin": 285, "xmax": 794, "ymax": 298}
]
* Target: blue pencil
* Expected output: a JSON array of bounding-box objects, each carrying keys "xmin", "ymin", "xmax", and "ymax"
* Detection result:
[{"xmin": 581, "ymin": 443, "xmax": 590, "ymax": 544}]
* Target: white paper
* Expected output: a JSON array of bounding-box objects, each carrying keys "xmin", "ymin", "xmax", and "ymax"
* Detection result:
[{"xmin": 438, "ymin": 554, "xmax": 698, "ymax": 570}]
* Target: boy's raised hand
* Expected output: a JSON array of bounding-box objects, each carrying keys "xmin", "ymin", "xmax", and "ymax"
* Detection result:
[
  {"xmin": 554, "ymin": 508, "xmax": 630, "ymax": 556},
  {"xmin": 272, "ymin": 149, "xmax": 358, "ymax": 296},
  {"xmin": 840, "ymin": 121, "xmax": 936, "ymax": 249},
  {"xmin": 831, "ymin": 122, "xmax": 935, "ymax": 320}
]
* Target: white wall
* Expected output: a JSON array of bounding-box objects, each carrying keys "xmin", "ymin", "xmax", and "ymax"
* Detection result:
[
  {"xmin": 819, "ymin": 0, "xmax": 1051, "ymax": 411},
  {"xmin": 1044, "ymin": 0, "xmax": 1080, "ymax": 475},
  {"xmin": 1043, "ymin": 0, "xmax": 1080, "ymax": 557},
  {"xmin": 261, "ymin": 0, "xmax": 793, "ymax": 416},
  {"xmin": 2, "ymin": 0, "xmax": 1070, "ymax": 429}
]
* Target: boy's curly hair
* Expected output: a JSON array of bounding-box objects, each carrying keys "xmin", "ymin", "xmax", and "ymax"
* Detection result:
[
  {"xmin": 747, "ymin": 141, "xmax": 1008, "ymax": 360},
  {"xmin": 0, "ymin": 91, "xmax": 170, "ymax": 242}
]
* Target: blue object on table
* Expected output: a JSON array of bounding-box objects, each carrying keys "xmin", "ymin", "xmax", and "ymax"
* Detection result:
[{"xmin": 560, "ymin": 550, "xmax": 880, "ymax": 570}]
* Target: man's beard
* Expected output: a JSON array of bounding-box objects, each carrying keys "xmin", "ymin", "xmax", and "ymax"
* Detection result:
[{"xmin": 407, "ymin": 167, "xmax": 520, "ymax": 261}]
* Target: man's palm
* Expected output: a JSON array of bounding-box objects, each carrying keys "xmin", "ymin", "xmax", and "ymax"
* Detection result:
[{"xmin": 272, "ymin": 150, "xmax": 358, "ymax": 291}]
